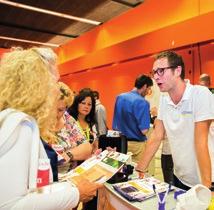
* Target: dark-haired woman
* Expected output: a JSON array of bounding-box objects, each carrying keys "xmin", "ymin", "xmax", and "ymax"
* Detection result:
[
  {"xmin": 68, "ymin": 89, "xmax": 99, "ymax": 210},
  {"xmin": 68, "ymin": 89, "xmax": 98, "ymax": 153}
]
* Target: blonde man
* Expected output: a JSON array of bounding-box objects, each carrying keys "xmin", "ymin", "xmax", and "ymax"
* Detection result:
[{"xmin": 137, "ymin": 51, "xmax": 214, "ymax": 194}]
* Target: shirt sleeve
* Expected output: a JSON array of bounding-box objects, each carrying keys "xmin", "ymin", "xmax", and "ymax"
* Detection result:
[
  {"xmin": 193, "ymin": 87, "xmax": 214, "ymax": 122},
  {"xmin": 13, "ymin": 182, "xmax": 79, "ymax": 210},
  {"xmin": 133, "ymin": 98, "xmax": 150, "ymax": 131}
]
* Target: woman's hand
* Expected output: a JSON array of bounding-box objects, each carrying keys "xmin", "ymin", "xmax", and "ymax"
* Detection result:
[
  {"xmin": 70, "ymin": 176, "xmax": 103, "ymax": 203},
  {"xmin": 106, "ymin": 146, "xmax": 116, "ymax": 152},
  {"xmin": 94, "ymin": 146, "xmax": 116, "ymax": 157},
  {"xmin": 60, "ymin": 151, "xmax": 71, "ymax": 163},
  {"xmin": 93, "ymin": 148, "xmax": 102, "ymax": 156}
]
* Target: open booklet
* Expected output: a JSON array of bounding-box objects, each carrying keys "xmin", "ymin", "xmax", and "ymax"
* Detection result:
[
  {"xmin": 113, "ymin": 177, "xmax": 174, "ymax": 202},
  {"xmin": 59, "ymin": 150, "xmax": 130, "ymax": 184}
]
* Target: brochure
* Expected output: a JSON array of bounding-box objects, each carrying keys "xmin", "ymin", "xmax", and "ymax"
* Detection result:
[
  {"xmin": 60, "ymin": 150, "xmax": 130, "ymax": 183},
  {"xmin": 113, "ymin": 177, "xmax": 174, "ymax": 202}
]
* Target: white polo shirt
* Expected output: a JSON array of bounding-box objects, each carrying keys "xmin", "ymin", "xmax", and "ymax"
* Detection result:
[{"xmin": 158, "ymin": 83, "xmax": 214, "ymax": 187}]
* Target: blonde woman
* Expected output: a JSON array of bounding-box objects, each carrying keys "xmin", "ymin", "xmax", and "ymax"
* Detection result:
[
  {"xmin": 0, "ymin": 48, "xmax": 101, "ymax": 210},
  {"xmin": 51, "ymin": 82, "xmax": 94, "ymax": 173}
]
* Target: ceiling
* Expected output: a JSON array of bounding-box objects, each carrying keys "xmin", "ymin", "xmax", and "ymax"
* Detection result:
[{"xmin": 0, "ymin": 0, "xmax": 144, "ymax": 49}]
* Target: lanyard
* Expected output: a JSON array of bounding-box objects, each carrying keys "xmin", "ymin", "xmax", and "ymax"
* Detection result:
[{"xmin": 77, "ymin": 121, "xmax": 90, "ymax": 141}]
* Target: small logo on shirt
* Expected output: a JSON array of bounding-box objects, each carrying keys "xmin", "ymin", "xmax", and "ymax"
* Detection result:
[{"xmin": 181, "ymin": 111, "xmax": 193, "ymax": 117}]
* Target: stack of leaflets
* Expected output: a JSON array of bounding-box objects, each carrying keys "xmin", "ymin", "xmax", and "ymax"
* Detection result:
[
  {"xmin": 113, "ymin": 177, "xmax": 174, "ymax": 202},
  {"xmin": 60, "ymin": 150, "xmax": 130, "ymax": 184}
]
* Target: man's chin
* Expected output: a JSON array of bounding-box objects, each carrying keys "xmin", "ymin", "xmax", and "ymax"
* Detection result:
[{"xmin": 160, "ymin": 89, "xmax": 167, "ymax": 92}]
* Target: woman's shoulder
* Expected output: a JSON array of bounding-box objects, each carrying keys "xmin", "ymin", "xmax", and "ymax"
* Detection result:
[
  {"xmin": 63, "ymin": 112, "xmax": 78, "ymax": 128},
  {"xmin": 64, "ymin": 111, "xmax": 76, "ymax": 122}
]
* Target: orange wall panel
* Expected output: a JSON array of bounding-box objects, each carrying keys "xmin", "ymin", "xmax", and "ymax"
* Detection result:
[
  {"xmin": 56, "ymin": 0, "xmax": 204, "ymax": 64},
  {"xmin": 199, "ymin": 0, "xmax": 214, "ymax": 13},
  {"xmin": 58, "ymin": 12, "xmax": 214, "ymax": 76}
]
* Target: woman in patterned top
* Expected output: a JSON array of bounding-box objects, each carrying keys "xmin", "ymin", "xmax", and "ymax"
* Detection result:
[
  {"xmin": 68, "ymin": 88, "xmax": 99, "ymax": 158},
  {"xmin": 51, "ymin": 82, "xmax": 94, "ymax": 173},
  {"xmin": 68, "ymin": 88, "xmax": 100, "ymax": 210}
]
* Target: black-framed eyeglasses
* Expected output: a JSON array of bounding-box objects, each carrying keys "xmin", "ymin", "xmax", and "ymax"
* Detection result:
[{"xmin": 151, "ymin": 66, "xmax": 177, "ymax": 77}]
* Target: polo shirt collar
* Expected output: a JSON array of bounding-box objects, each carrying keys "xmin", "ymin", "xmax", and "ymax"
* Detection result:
[
  {"xmin": 131, "ymin": 89, "xmax": 140, "ymax": 96},
  {"xmin": 166, "ymin": 82, "xmax": 193, "ymax": 107}
]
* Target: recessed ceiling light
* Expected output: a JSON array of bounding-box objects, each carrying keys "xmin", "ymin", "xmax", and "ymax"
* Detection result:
[{"xmin": 0, "ymin": 0, "xmax": 101, "ymax": 25}]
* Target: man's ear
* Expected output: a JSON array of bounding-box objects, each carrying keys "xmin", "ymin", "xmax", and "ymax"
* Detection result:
[
  {"xmin": 140, "ymin": 84, "xmax": 147, "ymax": 92},
  {"xmin": 143, "ymin": 84, "xmax": 148, "ymax": 89},
  {"xmin": 175, "ymin": 66, "xmax": 182, "ymax": 77}
]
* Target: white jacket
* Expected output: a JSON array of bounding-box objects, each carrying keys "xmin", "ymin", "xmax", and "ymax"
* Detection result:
[{"xmin": 0, "ymin": 109, "xmax": 79, "ymax": 210}]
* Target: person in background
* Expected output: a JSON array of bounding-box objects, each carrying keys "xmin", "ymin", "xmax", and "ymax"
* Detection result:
[
  {"xmin": 112, "ymin": 74, "xmax": 153, "ymax": 167},
  {"xmin": 49, "ymin": 82, "xmax": 94, "ymax": 174},
  {"xmin": 93, "ymin": 90, "xmax": 107, "ymax": 137},
  {"xmin": 199, "ymin": 73, "xmax": 214, "ymax": 94},
  {"xmin": 0, "ymin": 47, "xmax": 102, "ymax": 209},
  {"xmin": 136, "ymin": 51, "xmax": 214, "ymax": 196},
  {"xmin": 199, "ymin": 73, "xmax": 211, "ymax": 87}
]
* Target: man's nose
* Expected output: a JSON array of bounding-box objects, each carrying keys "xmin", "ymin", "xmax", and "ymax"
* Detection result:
[{"xmin": 153, "ymin": 74, "xmax": 159, "ymax": 80}]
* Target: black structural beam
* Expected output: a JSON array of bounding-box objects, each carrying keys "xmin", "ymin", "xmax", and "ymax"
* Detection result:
[
  {"xmin": 0, "ymin": 21, "xmax": 78, "ymax": 38},
  {"xmin": 111, "ymin": 0, "xmax": 143, "ymax": 7}
]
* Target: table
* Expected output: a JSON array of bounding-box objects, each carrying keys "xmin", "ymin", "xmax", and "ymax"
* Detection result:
[{"xmin": 98, "ymin": 181, "xmax": 177, "ymax": 210}]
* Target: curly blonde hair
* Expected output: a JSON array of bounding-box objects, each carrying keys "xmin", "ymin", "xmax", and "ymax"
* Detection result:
[
  {"xmin": 58, "ymin": 81, "xmax": 74, "ymax": 108},
  {"xmin": 0, "ymin": 47, "xmax": 59, "ymax": 140}
]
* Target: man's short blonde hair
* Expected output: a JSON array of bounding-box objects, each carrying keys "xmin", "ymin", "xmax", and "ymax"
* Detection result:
[{"xmin": 0, "ymin": 47, "xmax": 59, "ymax": 138}]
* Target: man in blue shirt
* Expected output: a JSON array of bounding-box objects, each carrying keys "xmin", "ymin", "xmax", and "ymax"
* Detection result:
[{"xmin": 112, "ymin": 74, "xmax": 153, "ymax": 163}]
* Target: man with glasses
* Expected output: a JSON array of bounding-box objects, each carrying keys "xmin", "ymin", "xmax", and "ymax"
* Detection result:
[
  {"xmin": 136, "ymin": 51, "xmax": 214, "ymax": 194},
  {"xmin": 112, "ymin": 74, "xmax": 153, "ymax": 165}
]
